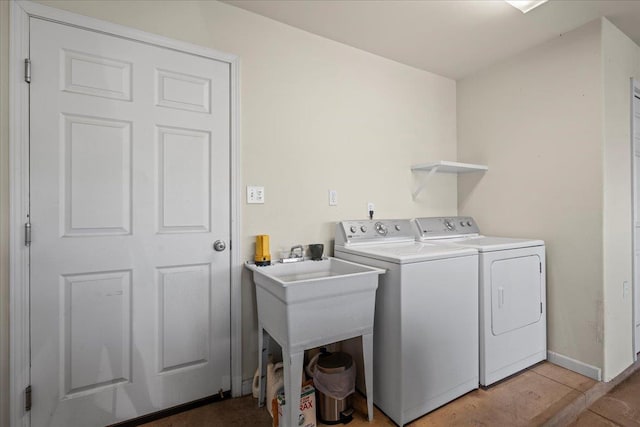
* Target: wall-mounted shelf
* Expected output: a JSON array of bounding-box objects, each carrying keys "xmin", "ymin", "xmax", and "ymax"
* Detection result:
[
  {"xmin": 411, "ymin": 161, "xmax": 488, "ymax": 173},
  {"xmin": 411, "ymin": 161, "xmax": 488, "ymax": 199}
]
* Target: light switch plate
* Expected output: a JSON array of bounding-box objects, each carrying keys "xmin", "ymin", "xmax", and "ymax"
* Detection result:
[
  {"xmin": 329, "ymin": 190, "xmax": 338, "ymax": 206},
  {"xmin": 247, "ymin": 186, "xmax": 265, "ymax": 204}
]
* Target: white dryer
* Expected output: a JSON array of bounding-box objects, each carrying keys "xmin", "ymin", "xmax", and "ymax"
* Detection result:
[
  {"xmin": 414, "ymin": 216, "xmax": 546, "ymax": 386},
  {"xmin": 334, "ymin": 219, "xmax": 479, "ymax": 426}
]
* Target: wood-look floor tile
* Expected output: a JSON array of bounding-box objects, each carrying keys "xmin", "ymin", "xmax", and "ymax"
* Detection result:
[
  {"xmin": 570, "ymin": 410, "xmax": 621, "ymax": 427},
  {"xmin": 588, "ymin": 370, "xmax": 640, "ymax": 427},
  {"xmin": 141, "ymin": 396, "xmax": 272, "ymax": 427},
  {"xmin": 407, "ymin": 370, "xmax": 581, "ymax": 426},
  {"xmin": 142, "ymin": 364, "xmax": 601, "ymax": 427},
  {"xmin": 529, "ymin": 388, "xmax": 585, "ymax": 426},
  {"xmin": 407, "ymin": 389, "xmax": 515, "ymax": 426},
  {"xmin": 589, "ymin": 397, "xmax": 640, "ymax": 427},
  {"xmin": 342, "ymin": 393, "xmax": 396, "ymax": 426},
  {"xmin": 479, "ymin": 370, "xmax": 578, "ymax": 424},
  {"xmin": 530, "ymin": 361, "xmax": 597, "ymax": 393}
]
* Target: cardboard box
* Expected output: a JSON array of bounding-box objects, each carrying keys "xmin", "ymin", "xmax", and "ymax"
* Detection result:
[{"xmin": 277, "ymin": 384, "xmax": 316, "ymax": 427}]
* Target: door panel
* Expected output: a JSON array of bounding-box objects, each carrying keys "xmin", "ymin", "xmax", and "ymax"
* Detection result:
[
  {"xmin": 634, "ymin": 97, "xmax": 640, "ymax": 145},
  {"xmin": 490, "ymin": 255, "xmax": 542, "ymax": 336},
  {"xmin": 30, "ymin": 18, "xmax": 231, "ymax": 426},
  {"xmin": 635, "ymin": 151, "xmax": 640, "ymax": 222},
  {"xmin": 158, "ymin": 126, "xmax": 211, "ymax": 232},
  {"xmin": 63, "ymin": 114, "xmax": 132, "ymax": 235},
  {"xmin": 634, "ymin": 92, "xmax": 640, "ymax": 354},
  {"xmin": 636, "ymin": 252, "xmax": 640, "ymax": 328},
  {"xmin": 63, "ymin": 270, "xmax": 132, "ymax": 396},
  {"xmin": 157, "ymin": 264, "xmax": 211, "ymax": 372}
]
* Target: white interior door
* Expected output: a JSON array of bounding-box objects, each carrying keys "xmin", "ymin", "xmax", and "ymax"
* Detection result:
[
  {"xmin": 29, "ymin": 17, "xmax": 231, "ymax": 426},
  {"xmin": 633, "ymin": 81, "xmax": 640, "ymax": 356}
]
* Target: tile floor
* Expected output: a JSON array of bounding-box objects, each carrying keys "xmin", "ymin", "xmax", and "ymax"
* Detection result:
[
  {"xmin": 142, "ymin": 360, "xmax": 625, "ymax": 427},
  {"xmin": 571, "ymin": 366, "xmax": 640, "ymax": 426}
]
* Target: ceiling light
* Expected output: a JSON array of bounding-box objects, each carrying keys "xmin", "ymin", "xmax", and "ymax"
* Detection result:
[{"xmin": 505, "ymin": 0, "xmax": 549, "ymax": 13}]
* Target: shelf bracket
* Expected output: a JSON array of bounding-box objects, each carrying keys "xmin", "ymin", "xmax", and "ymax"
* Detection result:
[{"xmin": 412, "ymin": 166, "xmax": 440, "ymax": 200}]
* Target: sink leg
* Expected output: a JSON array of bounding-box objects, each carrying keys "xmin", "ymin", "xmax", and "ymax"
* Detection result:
[
  {"xmin": 362, "ymin": 333, "xmax": 374, "ymax": 421},
  {"xmin": 258, "ymin": 325, "xmax": 269, "ymax": 407},
  {"xmin": 282, "ymin": 350, "xmax": 304, "ymax": 427}
]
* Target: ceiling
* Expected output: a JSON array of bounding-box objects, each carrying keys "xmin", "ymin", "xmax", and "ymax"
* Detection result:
[{"xmin": 223, "ymin": 0, "xmax": 640, "ymax": 80}]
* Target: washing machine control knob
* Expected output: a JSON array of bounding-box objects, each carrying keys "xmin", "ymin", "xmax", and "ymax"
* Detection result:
[
  {"xmin": 360, "ymin": 225, "xmax": 367, "ymax": 233},
  {"xmin": 460, "ymin": 221, "xmax": 465, "ymax": 227},
  {"xmin": 467, "ymin": 221, "xmax": 472, "ymax": 226},
  {"xmin": 395, "ymin": 225, "xmax": 401, "ymax": 231},
  {"xmin": 375, "ymin": 222, "xmax": 388, "ymax": 235},
  {"xmin": 444, "ymin": 219, "xmax": 455, "ymax": 231},
  {"xmin": 350, "ymin": 226, "xmax": 357, "ymax": 233}
]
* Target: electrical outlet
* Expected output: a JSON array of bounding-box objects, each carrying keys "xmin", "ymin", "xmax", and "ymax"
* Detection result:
[
  {"xmin": 367, "ymin": 202, "xmax": 374, "ymax": 219},
  {"xmin": 247, "ymin": 186, "xmax": 265, "ymax": 204},
  {"xmin": 329, "ymin": 190, "xmax": 338, "ymax": 206}
]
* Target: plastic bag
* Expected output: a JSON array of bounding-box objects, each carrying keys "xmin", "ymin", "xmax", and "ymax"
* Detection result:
[{"xmin": 312, "ymin": 362, "xmax": 356, "ymax": 400}]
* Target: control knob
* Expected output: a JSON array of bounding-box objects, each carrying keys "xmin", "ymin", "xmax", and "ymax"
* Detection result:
[
  {"xmin": 395, "ymin": 225, "xmax": 401, "ymax": 231},
  {"xmin": 350, "ymin": 225, "xmax": 357, "ymax": 233},
  {"xmin": 360, "ymin": 225, "xmax": 367, "ymax": 233},
  {"xmin": 444, "ymin": 219, "xmax": 455, "ymax": 231},
  {"xmin": 375, "ymin": 222, "xmax": 388, "ymax": 236}
]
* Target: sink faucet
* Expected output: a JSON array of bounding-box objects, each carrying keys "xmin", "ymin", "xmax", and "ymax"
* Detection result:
[{"xmin": 289, "ymin": 245, "xmax": 304, "ymax": 259}]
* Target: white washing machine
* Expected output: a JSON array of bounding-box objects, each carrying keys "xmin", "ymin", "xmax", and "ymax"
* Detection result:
[
  {"xmin": 334, "ymin": 219, "xmax": 479, "ymax": 426},
  {"xmin": 414, "ymin": 216, "xmax": 546, "ymax": 387}
]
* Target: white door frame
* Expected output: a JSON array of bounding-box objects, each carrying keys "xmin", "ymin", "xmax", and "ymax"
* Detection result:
[{"xmin": 9, "ymin": 1, "xmax": 242, "ymax": 425}]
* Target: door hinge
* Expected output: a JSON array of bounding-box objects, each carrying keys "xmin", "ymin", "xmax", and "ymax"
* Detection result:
[
  {"xmin": 25, "ymin": 385, "xmax": 32, "ymax": 412},
  {"xmin": 25, "ymin": 222, "xmax": 31, "ymax": 247},
  {"xmin": 24, "ymin": 58, "xmax": 31, "ymax": 84}
]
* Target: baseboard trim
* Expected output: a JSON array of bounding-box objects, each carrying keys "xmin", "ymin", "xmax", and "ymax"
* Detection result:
[{"xmin": 547, "ymin": 351, "xmax": 602, "ymax": 381}]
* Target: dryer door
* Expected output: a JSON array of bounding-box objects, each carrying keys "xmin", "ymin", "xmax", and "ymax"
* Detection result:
[{"xmin": 490, "ymin": 255, "xmax": 542, "ymax": 336}]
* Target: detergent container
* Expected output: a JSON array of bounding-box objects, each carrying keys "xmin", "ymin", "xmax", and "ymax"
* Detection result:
[{"xmin": 266, "ymin": 361, "xmax": 284, "ymax": 417}]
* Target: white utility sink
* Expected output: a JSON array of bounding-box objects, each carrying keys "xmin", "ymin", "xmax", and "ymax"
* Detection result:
[
  {"xmin": 247, "ymin": 256, "xmax": 383, "ymax": 305},
  {"xmin": 246, "ymin": 257, "xmax": 383, "ymax": 427},
  {"xmin": 247, "ymin": 257, "xmax": 383, "ymax": 349}
]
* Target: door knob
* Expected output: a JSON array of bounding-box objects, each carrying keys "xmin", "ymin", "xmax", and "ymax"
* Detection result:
[{"xmin": 213, "ymin": 240, "xmax": 226, "ymax": 252}]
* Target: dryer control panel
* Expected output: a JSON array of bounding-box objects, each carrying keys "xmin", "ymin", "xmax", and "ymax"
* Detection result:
[
  {"xmin": 335, "ymin": 219, "xmax": 415, "ymax": 246},
  {"xmin": 414, "ymin": 216, "xmax": 480, "ymax": 239}
]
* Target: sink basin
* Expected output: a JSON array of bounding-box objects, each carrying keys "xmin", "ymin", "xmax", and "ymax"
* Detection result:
[
  {"xmin": 246, "ymin": 257, "xmax": 384, "ymax": 351},
  {"xmin": 247, "ymin": 257, "xmax": 383, "ymax": 302}
]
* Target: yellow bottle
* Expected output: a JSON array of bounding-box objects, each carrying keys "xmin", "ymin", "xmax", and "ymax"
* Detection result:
[{"xmin": 255, "ymin": 234, "xmax": 271, "ymax": 266}]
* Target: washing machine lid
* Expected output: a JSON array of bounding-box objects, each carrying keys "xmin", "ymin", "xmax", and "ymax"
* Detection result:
[
  {"xmin": 446, "ymin": 236, "xmax": 544, "ymax": 252},
  {"xmin": 335, "ymin": 242, "xmax": 477, "ymax": 264}
]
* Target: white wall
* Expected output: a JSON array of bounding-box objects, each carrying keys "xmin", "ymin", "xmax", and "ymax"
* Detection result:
[
  {"xmin": 0, "ymin": 0, "xmax": 458, "ymax": 407},
  {"xmin": 601, "ymin": 18, "xmax": 640, "ymax": 380},
  {"xmin": 458, "ymin": 21, "xmax": 605, "ymax": 372}
]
